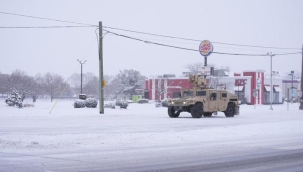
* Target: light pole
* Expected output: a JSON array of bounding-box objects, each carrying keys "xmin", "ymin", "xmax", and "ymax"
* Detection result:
[
  {"xmin": 290, "ymin": 71, "xmax": 294, "ymax": 103},
  {"xmin": 77, "ymin": 59, "xmax": 87, "ymax": 94},
  {"xmin": 237, "ymin": 80, "xmax": 240, "ymax": 100},
  {"xmin": 268, "ymin": 52, "xmax": 274, "ymax": 110}
]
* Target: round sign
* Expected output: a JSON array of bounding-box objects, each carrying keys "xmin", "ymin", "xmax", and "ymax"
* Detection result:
[{"xmin": 199, "ymin": 40, "xmax": 213, "ymax": 57}]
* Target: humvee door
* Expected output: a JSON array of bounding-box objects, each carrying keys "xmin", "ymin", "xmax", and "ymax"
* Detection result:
[
  {"xmin": 219, "ymin": 91, "xmax": 228, "ymax": 110},
  {"xmin": 209, "ymin": 91, "xmax": 218, "ymax": 111}
]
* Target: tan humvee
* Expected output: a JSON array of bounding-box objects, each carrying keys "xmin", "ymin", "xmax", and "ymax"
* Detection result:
[{"xmin": 167, "ymin": 75, "xmax": 239, "ymax": 118}]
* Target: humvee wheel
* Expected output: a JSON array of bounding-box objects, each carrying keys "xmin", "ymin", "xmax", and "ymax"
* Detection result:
[
  {"xmin": 225, "ymin": 103, "xmax": 235, "ymax": 117},
  {"xmin": 203, "ymin": 112, "xmax": 212, "ymax": 117},
  {"xmin": 191, "ymin": 103, "xmax": 203, "ymax": 118},
  {"xmin": 168, "ymin": 106, "xmax": 180, "ymax": 118}
]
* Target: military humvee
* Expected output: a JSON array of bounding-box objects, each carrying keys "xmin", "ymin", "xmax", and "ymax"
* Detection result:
[{"xmin": 167, "ymin": 75, "xmax": 239, "ymax": 118}]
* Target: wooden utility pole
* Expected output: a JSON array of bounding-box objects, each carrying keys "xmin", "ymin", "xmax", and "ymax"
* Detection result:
[
  {"xmin": 300, "ymin": 44, "xmax": 303, "ymax": 110},
  {"xmin": 99, "ymin": 21, "xmax": 104, "ymax": 114}
]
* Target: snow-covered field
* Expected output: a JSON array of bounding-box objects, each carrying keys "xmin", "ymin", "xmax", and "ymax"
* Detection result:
[{"xmin": 1, "ymin": 99, "xmax": 303, "ymax": 171}]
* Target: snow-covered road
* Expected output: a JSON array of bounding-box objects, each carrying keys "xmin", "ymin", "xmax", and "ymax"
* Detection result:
[{"xmin": 0, "ymin": 100, "xmax": 303, "ymax": 171}]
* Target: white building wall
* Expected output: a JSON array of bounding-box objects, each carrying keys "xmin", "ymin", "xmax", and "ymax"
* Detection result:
[
  {"xmin": 245, "ymin": 78, "xmax": 252, "ymax": 104},
  {"xmin": 264, "ymin": 77, "xmax": 283, "ymax": 103}
]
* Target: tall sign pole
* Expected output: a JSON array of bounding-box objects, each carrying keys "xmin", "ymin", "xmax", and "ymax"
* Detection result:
[
  {"xmin": 99, "ymin": 21, "xmax": 104, "ymax": 114},
  {"xmin": 199, "ymin": 40, "xmax": 213, "ymax": 78},
  {"xmin": 300, "ymin": 44, "xmax": 303, "ymax": 110},
  {"xmin": 199, "ymin": 40, "xmax": 213, "ymax": 66}
]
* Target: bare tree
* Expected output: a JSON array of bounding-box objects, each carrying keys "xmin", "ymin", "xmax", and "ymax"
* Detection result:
[
  {"xmin": 82, "ymin": 76, "xmax": 98, "ymax": 97},
  {"xmin": 68, "ymin": 73, "xmax": 81, "ymax": 88},
  {"xmin": 68, "ymin": 72, "xmax": 98, "ymax": 95},
  {"xmin": 283, "ymin": 71, "xmax": 301, "ymax": 79},
  {"xmin": 0, "ymin": 72, "xmax": 10, "ymax": 95},
  {"xmin": 29, "ymin": 73, "xmax": 45, "ymax": 102},
  {"xmin": 209, "ymin": 76, "xmax": 233, "ymax": 90},
  {"xmin": 185, "ymin": 62, "xmax": 216, "ymax": 73},
  {"xmin": 103, "ymin": 74, "xmax": 116, "ymax": 100},
  {"xmin": 185, "ymin": 62, "xmax": 204, "ymax": 73},
  {"xmin": 42, "ymin": 73, "xmax": 67, "ymax": 102}
]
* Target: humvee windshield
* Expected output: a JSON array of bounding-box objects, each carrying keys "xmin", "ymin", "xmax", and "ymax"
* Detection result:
[
  {"xmin": 196, "ymin": 91, "xmax": 206, "ymax": 96},
  {"xmin": 183, "ymin": 91, "xmax": 194, "ymax": 97}
]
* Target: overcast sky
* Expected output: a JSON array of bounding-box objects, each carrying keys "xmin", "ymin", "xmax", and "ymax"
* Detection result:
[{"xmin": 0, "ymin": 0, "xmax": 302, "ymax": 79}]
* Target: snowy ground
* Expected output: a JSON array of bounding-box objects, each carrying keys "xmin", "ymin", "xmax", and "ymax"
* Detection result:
[{"xmin": 0, "ymin": 99, "xmax": 303, "ymax": 171}]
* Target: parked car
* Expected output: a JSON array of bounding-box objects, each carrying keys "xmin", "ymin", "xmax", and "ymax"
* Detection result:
[
  {"xmin": 161, "ymin": 99, "xmax": 169, "ymax": 107},
  {"xmin": 116, "ymin": 99, "xmax": 128, "ymax": 109},
  {"xmin": 138, "ymin": 99, "xmax": 149, "ymax": 104}
]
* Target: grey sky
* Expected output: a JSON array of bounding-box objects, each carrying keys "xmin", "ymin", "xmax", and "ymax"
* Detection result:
[{"xmin": 0, "ymin": 0, "xmax": 302, "ymax": 79}]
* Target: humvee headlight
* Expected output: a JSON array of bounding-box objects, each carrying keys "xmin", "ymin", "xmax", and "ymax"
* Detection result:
[
  {"xmin": 171, "ymin": 102, "xmax": 174, "ymax": 104},
  {"xmin": 183, "ymin": 102, "xmax": 186, "ymax": 105}
]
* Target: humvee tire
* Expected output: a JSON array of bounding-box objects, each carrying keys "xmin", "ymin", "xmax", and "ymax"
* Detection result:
[
  {"xmin": 191, "ymin": 103, "xmax": 203, "ymax": 118},
  {"xmin": 168, "ymin": 106, "xmax": 180, "ymax": 118},
  {"xmin": 203, "ymin": 112, "xmax": 212, "ymax": 117},
  {"xmin": 225, "ymin": 103, "xmax": 235, "ymax": 117}
]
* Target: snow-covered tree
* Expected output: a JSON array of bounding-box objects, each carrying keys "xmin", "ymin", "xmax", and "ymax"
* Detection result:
[
  {"xmin": 113, "ymin": 69, "xmax": 146, "ymax": 99},
  {"xmin": 8, "ymin": 70, "xmax": 36, "ymax": 101}
]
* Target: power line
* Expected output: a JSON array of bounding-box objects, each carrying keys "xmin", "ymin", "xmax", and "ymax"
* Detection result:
[
  {"xmin": 0, "ymin": 26, "xmax": 97, "ymax": 28},
  {"xmin": 103, "ymin": 26, "xmax": 301, "ymax": 50},
  {"xmin": 274, "ymin": 52, "xmax": 302, "ymax": 56},
  {"xmin": 0, "ymin": 11, "xmax": 301, "ymax": 50},
  {"xmin": 104, "ymin": 29, "xmax": 270, "ymax": 56},
  {"xmin": 0, "ymin": 11, "xmax": 97, "ymax": 26},
  {"xmin": 104, "ymin": 29, "xmax": 302, "ymax": 57}
]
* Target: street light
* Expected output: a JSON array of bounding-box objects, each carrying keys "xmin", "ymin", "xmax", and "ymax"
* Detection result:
[
  {"xmin": 289, "ymin": 71, "xmax": 294, "ymax": 103},
  {"xmin": 77, "ymin": 59, "xmax": 87, "ymax": 94},
  {"xmin": 267, "ymin": 52, "xmax": 274, "ymax": 110}
]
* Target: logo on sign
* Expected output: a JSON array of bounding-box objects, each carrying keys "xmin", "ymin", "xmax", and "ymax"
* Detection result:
[{"xmin": 199, "ymin": 40, "xmax": 213, "ymax": 57}]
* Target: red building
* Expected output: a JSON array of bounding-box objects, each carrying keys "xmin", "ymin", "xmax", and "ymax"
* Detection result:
[
  {"xmin": 145, "ymin": 77, "xmax": 193, "ymax": 101},
  {"xmin": 145, "ymin": 70, "xmax": 283, "ymax": 105}
]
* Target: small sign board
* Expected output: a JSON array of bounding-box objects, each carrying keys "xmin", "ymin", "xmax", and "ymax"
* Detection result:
[
  {"xmin": 199, "ymin": 40, "xmax": 213, "ymax": 57},
  {"xmin": 197, "ymin": 66, "xmax": 211, "ymax": 76}
]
